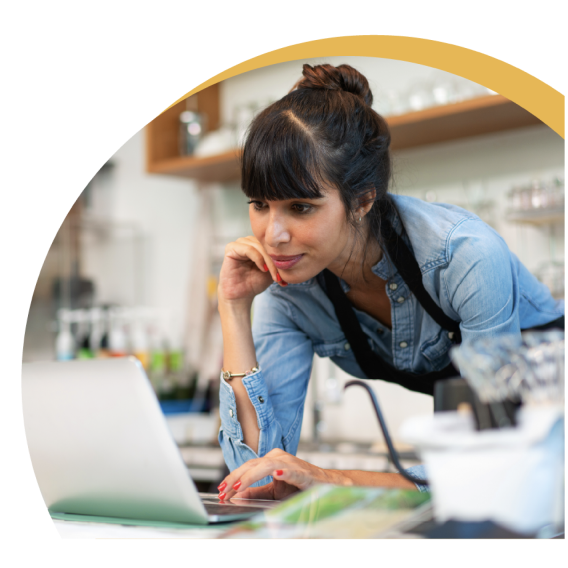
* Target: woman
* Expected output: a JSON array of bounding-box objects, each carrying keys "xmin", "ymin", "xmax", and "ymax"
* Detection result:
[{"xmin": 214, "ymin": 63, "xmax": 564, "ymax": 502}]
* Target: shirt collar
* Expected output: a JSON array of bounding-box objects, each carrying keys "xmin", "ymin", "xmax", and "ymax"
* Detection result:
[{"xmin": 339, "ymin": 200, "xmax": 403, "ymax": 291}]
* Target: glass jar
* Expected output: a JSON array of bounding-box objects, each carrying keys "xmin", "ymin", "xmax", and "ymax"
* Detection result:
[
  {"xmin": 549, "ymin": 177, "xmax": 565, "ymax": 208},
  {"xmin": 179, "ymin": 110, "xmax": 207, "ymax": 156},
  {"xmin": 530, "ymin": 180, "xmax": 545, "ymax": 209},
  {"xmin": 432, "ymin": 80, "xmax": 458, "ymax": 106},
  {"xmin": 519, "ymin": 185, "xmax": 532, "ymax": 210},
  {"xmin": 508, "ymin": 186, "xmax": 522, "ymax": 211},
  {"xmin": 407, "ymin": 80, "xmax": 435, "ymax": 112}
]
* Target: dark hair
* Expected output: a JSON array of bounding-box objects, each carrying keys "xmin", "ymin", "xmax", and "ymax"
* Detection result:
[{"xmin": 241, "ymin": 63, "xmax": 393, "ymax": 275}]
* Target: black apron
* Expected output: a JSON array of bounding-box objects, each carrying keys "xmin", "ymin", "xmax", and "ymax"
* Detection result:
[{"xmin": 319, "ymin": 216, "xmax": 564, "ymax": 397}]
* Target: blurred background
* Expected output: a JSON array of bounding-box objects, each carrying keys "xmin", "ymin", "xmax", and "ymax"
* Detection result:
[{"xmin": 22, "ymin": 56, "xmax": 564, "ymax": 490}]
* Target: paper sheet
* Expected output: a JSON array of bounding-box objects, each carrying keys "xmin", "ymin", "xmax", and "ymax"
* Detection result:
[{"xmin": 219, "ymin": 485, "xmax": 431, "ymax": 539}]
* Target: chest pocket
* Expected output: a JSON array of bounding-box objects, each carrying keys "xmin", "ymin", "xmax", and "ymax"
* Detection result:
[{"xmin": 420, "ymin": 328, "xmax": 453, "ymax": 370}]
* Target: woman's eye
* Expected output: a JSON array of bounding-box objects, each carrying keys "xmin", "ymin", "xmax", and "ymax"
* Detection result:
[
  {"xmin": 247, "ymin": 200, "xmax": 265, "ymax": 211},
  {"xmin": 247, "ymin": 201, "xmax": 312, "ymax": 214},
  {"xmin": 292, "ymin": 203, "xmax": 313, "ymax": 214}
]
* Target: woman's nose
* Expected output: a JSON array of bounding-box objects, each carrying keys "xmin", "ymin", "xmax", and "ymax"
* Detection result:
[{"xmin": 265, "ymin": 213, "xmax": 291, "ymax": 247}]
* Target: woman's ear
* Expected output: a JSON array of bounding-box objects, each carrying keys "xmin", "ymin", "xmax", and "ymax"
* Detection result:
[{"xmin": 358, "ymin": 189, "xmax": 376, "ymax": 216}]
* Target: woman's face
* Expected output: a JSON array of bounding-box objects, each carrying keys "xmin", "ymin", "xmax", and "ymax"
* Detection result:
[{"xmin": 248, "ymin": 188, "xmax": 354, "ymax": 284}]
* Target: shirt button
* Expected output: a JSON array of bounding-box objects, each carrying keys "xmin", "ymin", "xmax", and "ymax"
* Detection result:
[
  {"xmin": 258, "ymin": 396, "xmax": 265, "ymax": 403},
  {"xmin": 397, "ymin": 296, "xmax": 405, "ymax": 304},
  {"xmin": 389, "ymin": 283, "xmax": 398, "ymax": 291},
  {"xmin": 229, "ymin": 408, "xmax": 234, "ymax": 418},
  {"xmin": 344, "ymin": 343, "xmax": 351, "ymax": 351},
  {"xmin": 448, "ymin": 332, "xmax": 454, "ymax": 340},
  {"xmin": 399, "ymin": 341, "xmax": 408, "ymax": 348}
]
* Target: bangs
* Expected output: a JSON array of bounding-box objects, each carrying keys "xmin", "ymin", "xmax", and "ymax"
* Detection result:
[{"xmin": 241, "ymin": 109, "xmax": 327, "ymax": 201}]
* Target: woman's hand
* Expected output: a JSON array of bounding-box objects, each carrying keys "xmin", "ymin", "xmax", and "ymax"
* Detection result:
[
  {"xmin": 218, "ymin": 236, "xmax": 286, "ymax": 308},
  {"xmin": 216, "ymin": 448, "xmax": 352, "ymax": 502}
]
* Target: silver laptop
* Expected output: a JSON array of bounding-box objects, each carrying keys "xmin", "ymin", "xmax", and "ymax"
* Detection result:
[{"xmin": 22, "ymin": 357, "xmax": 278, "ymax": 524}]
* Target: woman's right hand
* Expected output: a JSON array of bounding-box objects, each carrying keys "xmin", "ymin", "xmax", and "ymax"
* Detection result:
[{"xmin": 218, "ymin": 236, "xmax": 284, "ymax": 307}]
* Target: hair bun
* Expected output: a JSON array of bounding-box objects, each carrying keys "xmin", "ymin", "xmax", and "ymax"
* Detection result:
[{"xmin": 296, "ymin": 63, "xmax": 373, "ymax": 106}]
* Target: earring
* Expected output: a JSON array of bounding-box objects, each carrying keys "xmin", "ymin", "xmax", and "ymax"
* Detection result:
[{"xmin": 359, "ymin": 217, "xmax": 362, "ymax": 222}]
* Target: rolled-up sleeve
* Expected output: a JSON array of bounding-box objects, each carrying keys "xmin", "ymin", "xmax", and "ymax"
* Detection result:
[
  {"xmin": 218, "ymin": 287, "xmax": 315, "ymax": 485},
  {"xmin": 443, "ymin": 219, "xmax": 521, "ymax": 343}
]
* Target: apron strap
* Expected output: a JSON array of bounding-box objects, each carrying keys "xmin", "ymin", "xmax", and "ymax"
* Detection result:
[{"xmin": 381, "ymin": 217, "xmax": 462, "ymax": 342}]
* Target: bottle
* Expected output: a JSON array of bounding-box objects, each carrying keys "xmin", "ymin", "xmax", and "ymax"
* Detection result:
[
  {"xmin": 55, "ymin": 309, "xmax": 75, "ymax": 361},
  {"xmin": 97, "ymin": 307, "xmax": 111, "ymax": 358},
  {"xmin": 176, "ymin": 369, "xmax": 194, "ymax": 400},
  {"xmin": 148, "ymin": 325, "xmax": 166, "ymax": 395},
  {"xmin": 156, "ymin": 312, "xmax": 176, "ymax": 400},
  {"xmin": 76, "ymin": 310, "xmax": 95, "ymax": 359},
  {"xmin": 109, "ymin": 308, "xmax": 127, "ymax": 357},
  {"xmin": 166, "ymin": 329, "xmax": 185, "ymax": 399},
  {"xmin": 159, "ymin": 337, "xmax": 176, "ymax": 401},
  {"xmin": 131, "ymin": 308, "xmax": 150, "ymax": 370},
  {"xmin": 89, "ymin": 307, "xmax": 104, "ymax": 357}
]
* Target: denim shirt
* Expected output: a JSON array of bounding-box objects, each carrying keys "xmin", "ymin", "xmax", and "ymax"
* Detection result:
[{"xmin": 218, "ymin": 195, "xmax": 564, "ymax": 486}]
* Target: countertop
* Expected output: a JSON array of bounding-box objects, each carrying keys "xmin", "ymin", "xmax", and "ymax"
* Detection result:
[
  {"xmin": 52, "ymin": 508, "xmax": 559, "ymax": 539},
  {"xmin": 52, "ymin": 519, "xmax": 225, "ymax": 539}
]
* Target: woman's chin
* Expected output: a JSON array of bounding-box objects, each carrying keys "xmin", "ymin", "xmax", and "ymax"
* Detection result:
[{"xmin": 278, "ymin": 268, "xmax": 320, "ymax": 285}]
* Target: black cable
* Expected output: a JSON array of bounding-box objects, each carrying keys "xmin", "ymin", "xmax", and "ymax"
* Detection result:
[{"xmin": 344, "ymin": 380, "xmax": 429, "ymax": 487}]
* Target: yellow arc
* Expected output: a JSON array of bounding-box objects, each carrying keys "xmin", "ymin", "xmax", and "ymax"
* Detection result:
[{"xmin": 168, "ymin": 35, "xmax": 564, "ymax": 139}]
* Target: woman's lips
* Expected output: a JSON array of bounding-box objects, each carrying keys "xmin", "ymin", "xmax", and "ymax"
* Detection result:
[{"xmin": 270, "ymin": 254, "xmax": 304, "ymax": 270}]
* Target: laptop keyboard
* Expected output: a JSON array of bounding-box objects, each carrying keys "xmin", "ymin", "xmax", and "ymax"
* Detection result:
[
  {"xmin": 199, "ymin": 494, "xmax": 278, "ymax": 518},
  {"xmin": 203, "ymin": 502, "xmax": 267, "ymax": 517}
]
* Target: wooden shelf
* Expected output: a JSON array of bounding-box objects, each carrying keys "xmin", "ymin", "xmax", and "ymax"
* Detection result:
[
  {"xmin": 146, "ymin": 94, "xmax": 545, "ymax": 182},
  {"xmin": 388, "ymin": 94, "xmax": 543, "ymax": 151},
  {"xmin": 505, "ymin": 207, "xmax": 565, "ymax": 225},
  {"xmin": 147, "ymin": 150, "xmax": 241, "ymax": 183}
]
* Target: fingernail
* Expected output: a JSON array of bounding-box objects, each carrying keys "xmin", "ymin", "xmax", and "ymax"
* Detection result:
[
  {"xmin": 281, "ymin": 280, "xmax": 288, "ymax": 286},
  {"xmin": 218, "ymin": 492, "xmax": 226, "ymax": 501},
  {"xmin": 275, "ymin": 470, "xmax": 283, "ymax": 476},
  {"xmin": 232, "ymin": 480, "xmax": 242, "ymax": 490},
  {"xmin": 263, "ymin": 263, "xmax": 268, "ymax": 272},
  {"xmin": 276, "ymin": 273, "xmax": 282, "ymax": 282},
  {"xmin": 217, "ymin": 482, "xmax": 227, "ymax": 491}
]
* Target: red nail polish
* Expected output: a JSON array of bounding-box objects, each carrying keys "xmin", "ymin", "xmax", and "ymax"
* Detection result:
[
  {"xmin": 276, "ymin": 273, "xmax": 282, "ymax": 282},
  {"xmin": 218, "ymin": 492, "xmax": 226, "ymax": 501},
  {"xmin": 281, "ymin": 280, "xmax": 288, "ymax": 286},
  {"xmin": 217, "ymin": 482, "xmax": 227, "ymax": 491},
  {"xmin": 275, "ymin": 470, "xmax": 283, "ymax": 476},
  {"xmin": 263, "ymin": 263, "xmax": 268, "ymax": 271},
  {"xmin": 233, "ymin": 480, "xmax": 242, "ymax": 490}
]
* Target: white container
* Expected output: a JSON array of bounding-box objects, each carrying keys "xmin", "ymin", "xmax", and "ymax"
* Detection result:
[
  {"xmin": 400, "ymin": 404, "xmax": 564, "ymax": 535},
  {"xmin": 165, "ymin": 411, "xmax": 219, "ymax": 446}
]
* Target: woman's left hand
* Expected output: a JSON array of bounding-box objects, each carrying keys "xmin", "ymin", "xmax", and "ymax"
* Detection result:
[{"xmin": 217, "ymin": 448, "xmax": 352, "ymax": 502}]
